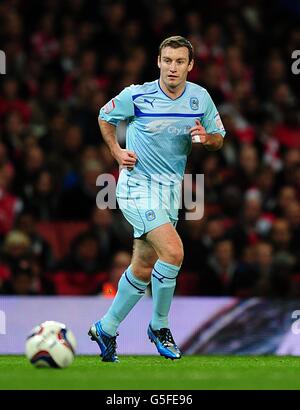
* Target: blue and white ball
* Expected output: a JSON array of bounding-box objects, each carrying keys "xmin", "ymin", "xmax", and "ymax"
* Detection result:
[{"xmin": 25, "ymin": 321, "xmax": 76, "ymax": 368}]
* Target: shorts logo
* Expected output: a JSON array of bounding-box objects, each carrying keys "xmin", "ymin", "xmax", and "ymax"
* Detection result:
[
  {"xmin": 190, "ymin": 97, "xmax": 199, "ymax": 110},
  {"xmin": 145, "ymin": 210, "xmax": 156, "ymax": 221},
  {"xmin": 102, "ymin": 99, "xmax": 115, "ymax": 114}
]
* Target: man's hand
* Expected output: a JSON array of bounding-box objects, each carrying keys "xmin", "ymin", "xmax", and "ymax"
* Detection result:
[
  {"xmin": 111, "ymin": 147, "xmax": 137, "ymax": 170},
  {"xmin": 190, "ymin": 119, "xmax": 209, "ymax": 143},
  {"xmin": 99, "ymin": 119, "xmax": 138, "ymax": 169},
  {"xmin": 190, "ymin": 119, "xmax": 223, "ymax": 150}
]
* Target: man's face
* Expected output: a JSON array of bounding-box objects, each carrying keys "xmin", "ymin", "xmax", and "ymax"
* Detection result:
[{"xmin": 158, "ymin": 46, "xmax": 193, "ymax": 90}]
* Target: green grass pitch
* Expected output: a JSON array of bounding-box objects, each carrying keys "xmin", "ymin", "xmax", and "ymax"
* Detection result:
[{"xmin": 0, "ymin": 355, "xmax": 300, "ymax": 390}]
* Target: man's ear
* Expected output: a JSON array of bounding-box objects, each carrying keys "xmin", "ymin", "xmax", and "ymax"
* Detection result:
[
  {"xmin": 188, "ymin": 59, "xmax": 194, "ymax": 72},
  {"xmin": 157, "ymin": 56, "xmax": 161, "ymax": 69}
]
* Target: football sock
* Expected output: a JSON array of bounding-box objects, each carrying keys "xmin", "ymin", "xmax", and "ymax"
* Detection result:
[
  {"xmin": 151, "ymin": 259, "xmax": 180, "ymax": 331},
  {"xmin": 100, "ymin": 265, "xmax": 149, "ymax": 336}
]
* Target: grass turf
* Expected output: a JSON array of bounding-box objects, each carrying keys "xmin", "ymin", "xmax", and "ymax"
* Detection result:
[{"xmin": 0, "ymin": 355, "xmax": 300, "ymax": 390}]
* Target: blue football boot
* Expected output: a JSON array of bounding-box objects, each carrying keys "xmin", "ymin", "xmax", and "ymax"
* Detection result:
[
  {"xmin": 88, "ymin": 321, "xmax": 119, "ymax": 363},
  {"xmin": 148, "ymin": 324, "xmax": 182, "ymax": 360}
]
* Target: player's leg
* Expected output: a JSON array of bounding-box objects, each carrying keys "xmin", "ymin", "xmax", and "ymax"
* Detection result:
[
  {"xmin": 146, "ymin": 222, "xmax": 183, "ymax": 266},
  {"xmin": 145, "ymin": 222, "xmax": 183, "ymax": 359},
  {"xmin": 147, "ymin": 222, "xmax": 184, "ymax": 329},
  {"xmin": 100, "ymin": 238, "xmax": 157, "ymax": 333},
  {"xmin": 131, "ymin": 237, "xmax": 158, "ymax": 282},
  {"xmin": 89, "ymin": 238, "xmax": 157, "ymax": 362}
]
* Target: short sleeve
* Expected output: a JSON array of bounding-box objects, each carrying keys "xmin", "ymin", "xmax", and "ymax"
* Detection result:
[
  {"xmin": 99, "ymin": 87, "xmax": 134, "ymax": 126},
  {"xmin": 202, "ymin": 90, "xmax": 226, "ymax": 137}
]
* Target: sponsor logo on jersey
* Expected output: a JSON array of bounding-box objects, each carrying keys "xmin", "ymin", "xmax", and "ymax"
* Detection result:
[
  {"xmin": 145, "ymin": 119, "xmax": 178, "ymax": 133},
  {"xmin": 190, "ymin": 97, "xmax": 199, "ymax": 110}
]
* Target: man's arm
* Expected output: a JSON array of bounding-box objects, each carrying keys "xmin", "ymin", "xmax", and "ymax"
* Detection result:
[
  {"xmin": 202, "ymin": 132, "xmax": 223, "ymax": 151},
  {"xmin": 193, "ymin": 90, "xmax": 225, "ymax": 150},
  {"xmin": 99, "ymin": 119, "xmax": 137, "ymax": 169},
  {"xmin": 190, "ymin": 120, "xmax": 224, "ymax": 151}
]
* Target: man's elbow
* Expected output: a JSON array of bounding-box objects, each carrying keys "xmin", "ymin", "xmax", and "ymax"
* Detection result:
[
  {"xmin": 205, "ymin": 133, "xmax": 224, "ymax": 151},
  {"xmin": 216, "ymin": 134, "xmax": 224, "ymax": 150},
  {"xmin": 98, "ymin": 118, "xmax": 111, "ymax": 132},
  {"xmin": 98, "ymin": 118, "xmax": 105, "ymax": 128}
]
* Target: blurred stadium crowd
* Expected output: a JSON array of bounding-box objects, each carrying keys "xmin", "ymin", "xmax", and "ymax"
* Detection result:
[{"xmin": 0, "ymin": 0, "xmax": 300, "ymax": 297}]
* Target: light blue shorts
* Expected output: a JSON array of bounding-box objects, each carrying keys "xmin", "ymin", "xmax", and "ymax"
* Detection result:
[{"xmin": 116, "ymin": 170, "xmax": 180, "ymax": 238}]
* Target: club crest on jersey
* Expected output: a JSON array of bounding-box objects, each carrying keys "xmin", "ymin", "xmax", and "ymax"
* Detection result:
[
  {"xmin": 190, "ymin": 97, "xmax": 199, "ymax": 110},
  {"xmin": 145, "ymin": 210, "xmax": 156, "ymax": 221},
  {"xmin": 102, "ymin": 99, "xmax": 115, "ymax": 114}
]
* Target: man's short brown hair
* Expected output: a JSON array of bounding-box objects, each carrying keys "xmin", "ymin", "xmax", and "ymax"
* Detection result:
[{"xmin": 159, "ymin": 36, "xmax": 194, "ymax": 63}]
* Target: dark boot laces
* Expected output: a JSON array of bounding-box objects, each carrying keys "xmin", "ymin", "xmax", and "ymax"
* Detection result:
[
  {"xmin": 158, "ymin": 328, "xmax": 175, "ymax": 347},
  {"xmin": 103, "ymin": 332, "xmax": 119, "ymax": 358}
]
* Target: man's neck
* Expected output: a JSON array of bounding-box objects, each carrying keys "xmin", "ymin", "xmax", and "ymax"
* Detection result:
[{"xmin": 159, "ymin": 78, "xmax": 186, "ymax": 100}]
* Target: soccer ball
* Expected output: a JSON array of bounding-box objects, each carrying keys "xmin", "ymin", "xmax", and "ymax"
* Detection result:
[{"xmin": 25, "ymin": 321, "xmax": 77, "ymax": 368}]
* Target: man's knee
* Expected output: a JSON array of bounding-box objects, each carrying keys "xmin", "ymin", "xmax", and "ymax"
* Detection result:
[
  {"xmin": 131, "ymin": 262, "xmax": 153, "ymax": 282},
  {"xmin": 145, "ymin": 224, "xmax": 184, "ymax": 267},
  {"xmin": 160, "ymin": 243, "xmax": 184, "ymax": 267},
  {"xmin": 131, "ymin": 238, "xmax": 158, "ymax": 282}
]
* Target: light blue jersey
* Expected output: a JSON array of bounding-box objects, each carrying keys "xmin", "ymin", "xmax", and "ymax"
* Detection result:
[
  {"xmin": 99, "ymin": 79, "xmax": 225, "ymax": 181},
  {"xmin": 99, "ymin": 79, "xmax": 225, "ymax": 237}
]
